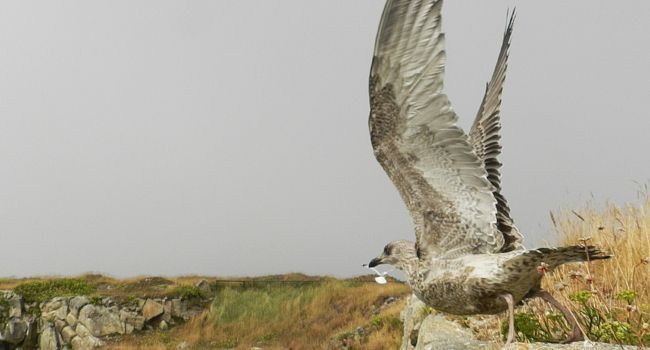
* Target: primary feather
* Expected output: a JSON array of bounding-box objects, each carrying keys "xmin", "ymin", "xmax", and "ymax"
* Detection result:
[{"xmin": 469, "ymin": 13, "xmax": 524, "ymax": 253}]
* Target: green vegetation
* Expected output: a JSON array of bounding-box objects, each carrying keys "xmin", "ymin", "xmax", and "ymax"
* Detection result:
[
  {"xmin": 373, "ymin": 315, "xmax": 402, "ymax": 331},
  {"xmin": 13, "ymin": 278, "xmax": 96, "ymax": 303},
  {"xmin": 89, "ymin": 295, "xmax": 103, "ymax": 305},
  {"xmin": 569, "ymin": 290, "xmax": 592, "ymax": 304},
  {"xmin": 214, "ymin": 338, "xmax": 239, "ymax": 348},
  {"xmin": 501, "ymin": 313, "xmax": 550, "ymax": 342},
  {"xmin": 421, "ymin": 305, "xmax": 435, "ymax": 318},
  {"xmin": 210, "ymin": 283, "xmax": 321, "ymax": 325},
  {"xmin": 172, "ymin": 285, "xmax": 202, "ymax": 300},
  {"xmin": 616, "ymin": 290, "xmax": 637, "ymax": 304},
  {"xmin": 0, "ymin": 295, "xmax": 9, "ymax": 309},
  {"xmin": 0, "ymin": 294, "xmax": 10, "ymax": 324},
  {"xmin": 0, "ymin": 275, "xmax": 223, "ymax": 304}
]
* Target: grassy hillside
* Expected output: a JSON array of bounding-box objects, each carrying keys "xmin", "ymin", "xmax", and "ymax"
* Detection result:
[
  {"xmin": 1, "ymin": 274, "xmax": 410, "ymax": 349},
  {"xmin": 0, "ymin": 274, "xmax": 214, "ymax": 304},
  {"xmin": 107, "ymin": 276, "xmax": 410, "ymax": 349}
]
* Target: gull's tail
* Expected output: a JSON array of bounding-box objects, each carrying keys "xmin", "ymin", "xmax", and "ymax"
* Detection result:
[{"xmin": 526, "ymin": 245, "xmax": 611, "ymax": 269}]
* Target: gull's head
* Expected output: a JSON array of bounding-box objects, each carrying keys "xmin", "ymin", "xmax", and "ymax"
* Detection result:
[{"xmin": 368, "ymin": 240, "xmax": 417, "ymax": 269}]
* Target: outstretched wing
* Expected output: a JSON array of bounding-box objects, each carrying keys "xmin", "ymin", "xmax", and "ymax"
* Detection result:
[
  {"xmin": 469, "ymin": 12, "xmax": 524, "ymax": 252},
  {"xmin": 369, "ymin": 0, "xmax": 504, "ymax": 259}
]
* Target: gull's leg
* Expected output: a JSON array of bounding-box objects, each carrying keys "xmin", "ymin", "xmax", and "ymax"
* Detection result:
[
  {"xmin": 533, "ymin": 290, "xmax": 584, "ymax": 343},
  {"xmin": 500, "ymin": 293, "xmax": 516, "ymax": 344}
]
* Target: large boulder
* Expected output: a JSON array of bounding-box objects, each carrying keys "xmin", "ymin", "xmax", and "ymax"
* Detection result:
[
  {"xmin": 41, "ymin": 298, "xmax": 69, "ymax": 321},
  {"xmin": 400, "ymin": 294, "xmax": 427, "ymax": 350},
  {"xmin": 54, "ymin": 319, "xmax": 67, "ymax": 333},
  {"xmin": 119, "ymin": 310, "xmax": 145, "ymax": 334},
  {"xmin": 78, "ymin": 305, "xmax": 125, "ymax": 336},
  {"xmin": 162, "ymin": 300, "xmax": 173, "ymax": 322},
  {"xmin": 170, "ymin": 299, "xmax": 187, "ymax": 318},
  {"xmin": 66, "ymin": 312, "xmax": 78, "ymax": 327},
  {"xmin": 39, "ymin": 323, "xmax": 59, "ymax": 350},
  {"xmin": 75, "ymin": 323, "xmax": 91, "ymax": 338},
  {"xmin": 71, "ymin": 334, "xmax": 104, "ymax": 350},
  {"xmin": 0, "ymin": 318, "xmax": 29, "ymax": 345},
  {"xmin": 413, "ymin": 315, "xmax": 495, "ymax": 350},
  {"xmin": 69, "ymin": 296, "xmax": 90, "ymax": 318},
  {"xmin": 61, "ymin": 326, "xmax": 76, "ymax": 344},
  {"xmin": 141, "ymin": 299, "xmax": 164, "ymax": 322}
]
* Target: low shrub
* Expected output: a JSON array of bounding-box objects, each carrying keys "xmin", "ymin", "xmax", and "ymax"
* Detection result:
[{"xmin": 14, "ymin": 278, "xmax": 96, "ymax": 303}]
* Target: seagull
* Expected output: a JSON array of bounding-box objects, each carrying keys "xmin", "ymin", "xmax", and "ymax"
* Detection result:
[{"xmin": 366, "ymin": 0, "xmax": 610, "ymax": 344}]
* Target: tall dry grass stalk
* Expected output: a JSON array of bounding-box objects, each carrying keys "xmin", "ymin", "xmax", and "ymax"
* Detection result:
[
  {"xmin": 549, "ymin": 194, "xmax": 650, "ymax": 297},
  {"xmin": 491, "ymin": 192, "xmax": 650, "ymax": 344}
]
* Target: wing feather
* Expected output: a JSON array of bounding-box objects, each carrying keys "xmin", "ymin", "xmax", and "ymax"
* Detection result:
[
  {"xmin": 369, "ymin": 0, "xmax": 504, "ymax": 259},
  {"xmin": 469, "ymin": 12, "xmax": 524, "ymax": 252}
]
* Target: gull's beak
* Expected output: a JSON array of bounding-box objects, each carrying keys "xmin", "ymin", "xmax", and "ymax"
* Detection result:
[{"xmin": 368, "ymin": 257, "xmax": 383, "ymax": 268}]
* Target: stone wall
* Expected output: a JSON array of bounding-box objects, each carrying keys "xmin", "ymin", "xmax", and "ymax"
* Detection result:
[{"xmin": 0, "ymin": 290, "xmax": 199, "ymax": 350}]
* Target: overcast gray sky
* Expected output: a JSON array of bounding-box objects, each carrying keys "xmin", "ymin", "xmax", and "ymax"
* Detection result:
[{"xmin": 0, "ymin": 1, "xmax": 648, "ymax": 278}]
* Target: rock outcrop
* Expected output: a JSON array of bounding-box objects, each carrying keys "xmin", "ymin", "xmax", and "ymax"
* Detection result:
[
  {"xmin": 0, "ymin": 291, "xmax": 200, "ymax": 350},
  {"xmin": 401, "ymin": 294, "xmax": 637, "ymax": 350},
  {"xmin": 0, "ymin": 292, "xmax": 30, "ymax": 348},
  {"xmin": 78, "ymin": 305, "xmax": 125, "ymax": 337},
  {"xmin": 141, "ymin": 299, "xmax": 164, "ymax": 322},
  {"xmin": 1, "ymin": 319, "xmax": 28, "ymax": 346}
]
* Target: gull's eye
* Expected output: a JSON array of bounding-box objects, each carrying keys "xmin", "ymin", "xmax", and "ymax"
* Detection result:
[{"xmin": 384, "ymin": 246, "xmax": 391, "ymax": 255}]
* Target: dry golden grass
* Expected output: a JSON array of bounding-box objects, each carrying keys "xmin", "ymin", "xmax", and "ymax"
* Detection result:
[
  {"xmin": 540, "ymin": 193, "xmax": 650, "ymax": 344},
  {"xmin": 548, "ymin": 194, "xmax": 650, "ymax": 300}
]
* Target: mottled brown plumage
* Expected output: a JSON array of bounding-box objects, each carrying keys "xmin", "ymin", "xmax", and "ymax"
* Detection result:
[{"xmin": 366, "ymin": 0, "xmax": 610, "ymax": 343}]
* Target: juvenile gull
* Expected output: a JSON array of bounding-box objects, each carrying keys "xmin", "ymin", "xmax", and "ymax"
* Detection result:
[{"xmin": 366, "ymin": 0, "xmax": 610, "ymax": 344}]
